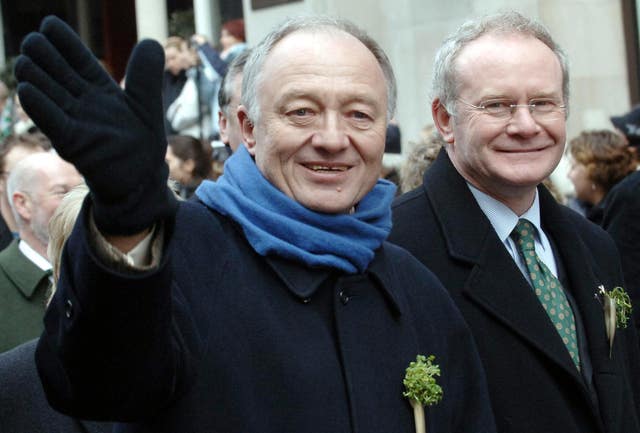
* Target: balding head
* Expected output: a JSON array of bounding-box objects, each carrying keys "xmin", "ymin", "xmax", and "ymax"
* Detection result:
[{"xmin": 8, "ymin": 152, "xmax": 83, "ymax": 258}]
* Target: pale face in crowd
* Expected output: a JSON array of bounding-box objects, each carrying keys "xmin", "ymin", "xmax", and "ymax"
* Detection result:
[
  {"xmin": 0, "ymin": 145, "xmax": 45, "ymax": 231},
  {"xmin": 16, "ymin": 155, "xmax": 83, "ymax": 250},
  {"xmin": 567, "ymin": 159, "xmax": 597, "ymax": 204},
  {"xmin": 239, "ymin": 30, "xmax": 388, "ymax": 214},
  {"xmin": 165, "ymin": 46, "xmax": 186, "ymax": 76},
  {"xmin": 165, "ymin": 145, "xmax": 193, "ymax": 185},
  {"xmin": 219, "ymin": 72, "xmax": 244, "ymax": 152},
  {"xmin": 220, "ymin": 29, "xmax": 241, "ymax": 51},
  {"xmin": 435, "ymin": 34, "xmax": 566, "ymax": 212}
]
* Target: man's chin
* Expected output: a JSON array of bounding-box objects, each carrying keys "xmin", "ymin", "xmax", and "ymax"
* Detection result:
[{"xmin": 301, "ymin": 196, "xmax": 355, "ymax": 215}]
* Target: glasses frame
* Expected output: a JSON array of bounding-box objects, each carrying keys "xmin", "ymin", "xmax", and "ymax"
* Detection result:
[{"xmin": 456, "ymin": 98, "xmax": 567, "ymax": 121}]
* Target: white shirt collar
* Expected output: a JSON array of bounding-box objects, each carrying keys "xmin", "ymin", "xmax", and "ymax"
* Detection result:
[
  {"xmin": 18, "ymin": 239, "xmax": 52, "ymax": 272},
  {"xmin": 467, "ymin": 183, "xmax": 557, "ymax": 275},
  {"xmin": 467, "ymin": 183, "xmax": 542, "ymax": 242}
]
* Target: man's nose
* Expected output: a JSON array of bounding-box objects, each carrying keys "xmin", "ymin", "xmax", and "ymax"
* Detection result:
[
  {"xmin": 506, "ymin": 106, "xmax": 541, "ymax": 137},
  {"xmin": 311, "ymin": 113, "xmax": 349, "ymax": 151}
]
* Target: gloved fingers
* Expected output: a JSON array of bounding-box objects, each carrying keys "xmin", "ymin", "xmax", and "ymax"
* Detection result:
[
  {"xmin": 20, "ymin": 32, "xmax": 87, "ymax": 98},
  {"xmin": 40, "ymin": 15, "xmax": 114, "ymax": 90},
  {"xmin": 14, "ymin": 54, "xmax": 76, "ymax": 113},
  {"xmin": 124, "ymin": 39, "xmax": 165, "ymax": 122},
  {"xmin": 17, "ymin": 82, "xmax": 70, "ymax": 150}
]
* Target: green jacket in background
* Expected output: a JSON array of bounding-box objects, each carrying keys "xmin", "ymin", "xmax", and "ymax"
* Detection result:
[{"xmin": 0, "ymin": 239, "xmax": 50, "ymax": 353}]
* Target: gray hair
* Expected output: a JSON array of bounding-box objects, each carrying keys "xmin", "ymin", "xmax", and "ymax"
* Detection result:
[
  {"xmin": 431, "ymin": 10, "xmax": 570, "ymax": 113},
  {"xmin": 241, "ymin": 15, "xmax": 397, "ymax": 123},
  {"xmin": 219, "ymin": 49, "xmax": 252, "ymax": 116}
]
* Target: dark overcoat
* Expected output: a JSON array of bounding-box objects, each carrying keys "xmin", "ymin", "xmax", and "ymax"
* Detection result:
[
  {"xmin": 389, "ymin": 150, "xmax": 640, "ymax": 433},
  {"xmin": 0, "ymin": 339, "xmax": 111, "ymax": 433},
  {"xmin": 588, "ymin": 169, "xmax": 640, "ymax": 335},
  {"xmin": 35, "ymin": 199, "xmax": 496, "ymax": 433}
]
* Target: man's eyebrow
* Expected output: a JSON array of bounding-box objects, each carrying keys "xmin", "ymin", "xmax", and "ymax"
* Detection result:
[
  {"xmin": 275, "ymin": 89, "xmax": 318, "ymax": 104},
  {"xmin": 276, "ymin": 90, "xmax": 382, "ymax": 108},
  {"xmin": 340, "ymin": 94, "xmax": 380, "ymax": 108}
]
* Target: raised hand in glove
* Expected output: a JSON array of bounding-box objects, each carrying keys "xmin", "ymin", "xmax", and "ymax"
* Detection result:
[{"xmin": 15, "ymin": 16, "xmax": 177, "ymax": 236}]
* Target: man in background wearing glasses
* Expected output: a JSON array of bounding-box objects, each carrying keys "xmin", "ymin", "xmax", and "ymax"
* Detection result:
[{"xmin": 390, "ymin": 11, "xmax": 640, "ymax": 433}]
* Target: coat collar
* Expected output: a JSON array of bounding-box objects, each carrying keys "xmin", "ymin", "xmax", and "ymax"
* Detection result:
[
  {"xmin": 265, "ymin": 247, "xmax": 404, "ymax": 316},
  {"xmin": 422, "ymin": 150, "xmax": 493, "ymax": 264},
  {"xmin": 0, "ymin": 239, "xmax": 49, "ymax": 299}
]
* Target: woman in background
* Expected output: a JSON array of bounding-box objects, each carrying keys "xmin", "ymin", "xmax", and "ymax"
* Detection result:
[
  {"xmin": 567, "ymin": 129, "xmax": 638, "ymax": 222},
  {"xmin": 166, "ymin": 135, "xmax": 214, "ymax": 198}
]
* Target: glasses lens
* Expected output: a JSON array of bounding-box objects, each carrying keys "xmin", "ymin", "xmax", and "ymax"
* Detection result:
[
  {"xmin": 482, "ymin": 100, "xmax": 512, "ymax": 117},
  {"xmin": 531, "ymin": 100, "xmax": 565, "ymax": 120}
]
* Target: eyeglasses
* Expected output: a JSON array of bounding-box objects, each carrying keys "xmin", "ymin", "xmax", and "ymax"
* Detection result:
[{"xmin": 457, "ymin": 98, "xmax": 566, "ymax": 121}]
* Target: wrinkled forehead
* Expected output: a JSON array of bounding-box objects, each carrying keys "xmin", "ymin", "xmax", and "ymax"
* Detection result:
[
  {"xmin": 267, "ymin": 27, "xmax": 369, "ymax": 65},
  {"xmin": 454, "ymin": 33, "xmax": 563, "ymax": 95},
  {"xmin": 261, "ymin": 28, "xmax": 384, "ymax": 89}
]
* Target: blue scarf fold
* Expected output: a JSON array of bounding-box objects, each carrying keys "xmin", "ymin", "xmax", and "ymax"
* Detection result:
[{"xmin": 195, "ymin": 145, "xmax": 396, "ymax": 274}]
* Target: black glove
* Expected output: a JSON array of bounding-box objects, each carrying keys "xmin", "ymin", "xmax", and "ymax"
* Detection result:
[{"xmin": 15, "ymin": 16, "xmax": 177, "ymax": 236}]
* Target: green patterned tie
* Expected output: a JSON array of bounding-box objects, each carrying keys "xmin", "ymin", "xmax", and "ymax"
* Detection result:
[{"xmin": 511, "ymin": 219, "xmax": 581, "ymax": 370}]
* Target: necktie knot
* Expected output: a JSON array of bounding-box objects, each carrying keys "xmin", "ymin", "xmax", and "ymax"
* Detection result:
[{"xmin": 511, "ymin": 218, "xmax": 536, "ymax": 252}]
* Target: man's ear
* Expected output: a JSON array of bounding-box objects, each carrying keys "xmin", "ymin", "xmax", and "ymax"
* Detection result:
[
  {"xmin": 218, "ymin": 110, "xmax": 229, "ymax": 145},
  {"xmin": 237, "ymin": 105, "xmax": 256, "ymax": 155},
  {"xmin": 432, "ymin": 98, "xmax": 455, "ymax": 144},
  {"xmin": 12, "ymin": 191, "xmax": 31, "ymax": 222}
]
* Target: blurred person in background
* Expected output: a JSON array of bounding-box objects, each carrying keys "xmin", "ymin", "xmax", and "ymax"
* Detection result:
[
  {"xmin": 12, "ymin": 93, "xmax": 36, "ymax": 135},
  {"xmin": 166, "ymin": 36, "xmax": 217, "ymax": 141},
  {"xmin": 219, "ymin": 19, "xmax": 247, "ymax": 64},
  {"xmin": 0, "ymin": 152, "xmax": 82, "ymax": 353},
  {"xmin": 0, "ymin": 132, "xmax": 50, "ymax": 249},
  {"xmin": 380, "ymin": 121, "xmax": 402, "ymax": 192},
  {"xmin": 0, "ymin": 80, "xmax": 11, "ymax": 138},
  {"xmin": 566, "ymin": 130, "xmax": 637, "ymax": 218},
  {"xmin": 210, "ymin": 49, "xmax": 252, "ymax": 177},
  {"xmin": 190, "ymin": 19, "xmax": 248, "ymax": 141},
  {"xmin": 166, "ymin": 135, "xmax": 214, "ymax": 197},
  {"xmin": 399, "ymin": 125, "xmax": 445, "ymax": 193},
  {"xmin": 162, "ymin": 37, "xmax": 190, "ymax": 135},
  {"xmin": 611, "ymin": 105, "xmax": 640, "ymax": 148},
  {"xmin": 217, "ymin": 49, "xmax": 251, "ymax": 153}
]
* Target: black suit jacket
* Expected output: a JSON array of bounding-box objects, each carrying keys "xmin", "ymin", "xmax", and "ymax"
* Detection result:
[{"xmin": 389, "ymin": 150, "xmax": 640, "ymax": 433}]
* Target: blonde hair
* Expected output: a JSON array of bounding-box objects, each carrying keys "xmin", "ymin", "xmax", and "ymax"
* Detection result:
[{"xmin": 46, "ymin": 183, "xmax": 88, "ymax": 303}]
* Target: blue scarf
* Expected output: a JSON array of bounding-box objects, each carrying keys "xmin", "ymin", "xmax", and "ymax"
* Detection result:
[{"xmin": 195, "ymin": 145, "xmax": 396, "ymax": 274}]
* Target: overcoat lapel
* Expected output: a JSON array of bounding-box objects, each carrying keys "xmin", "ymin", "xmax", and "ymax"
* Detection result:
[{"xmin": 423, "ymin": 151, "xmax": 585, "ymax": 385}]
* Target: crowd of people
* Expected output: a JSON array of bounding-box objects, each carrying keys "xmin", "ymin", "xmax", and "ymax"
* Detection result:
[{"xmin": 0, "ymin": 8, "xmax": 639, "ymax": 433}]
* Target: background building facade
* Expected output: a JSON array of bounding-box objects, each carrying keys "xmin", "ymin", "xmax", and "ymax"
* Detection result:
[{"xmin": 1, "ymin": 0, "xmax": 638, "ymax": 184}]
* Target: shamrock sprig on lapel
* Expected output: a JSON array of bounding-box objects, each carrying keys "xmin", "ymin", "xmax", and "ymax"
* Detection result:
[
  {"xmin": 403, "ymin": 354, "xmax": 443, "ymax": 433},
  {"xmin": 596, "ymin": 285, "xmax": 632, "ymax": 357}
]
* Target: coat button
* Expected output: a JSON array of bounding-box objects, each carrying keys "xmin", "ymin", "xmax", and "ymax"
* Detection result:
[
  {"xmin": 65, "ymin": 299, "xmax": 73, "ymax": 319},
  {"xmin": 339, "ymin": 290, "xmax": 350, "ymax": 305}
]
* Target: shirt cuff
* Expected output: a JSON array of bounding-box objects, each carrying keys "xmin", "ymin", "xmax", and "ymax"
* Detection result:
[{"xmin": 88, "ymin": 210, "xmax": 164, "ymax": 272}]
